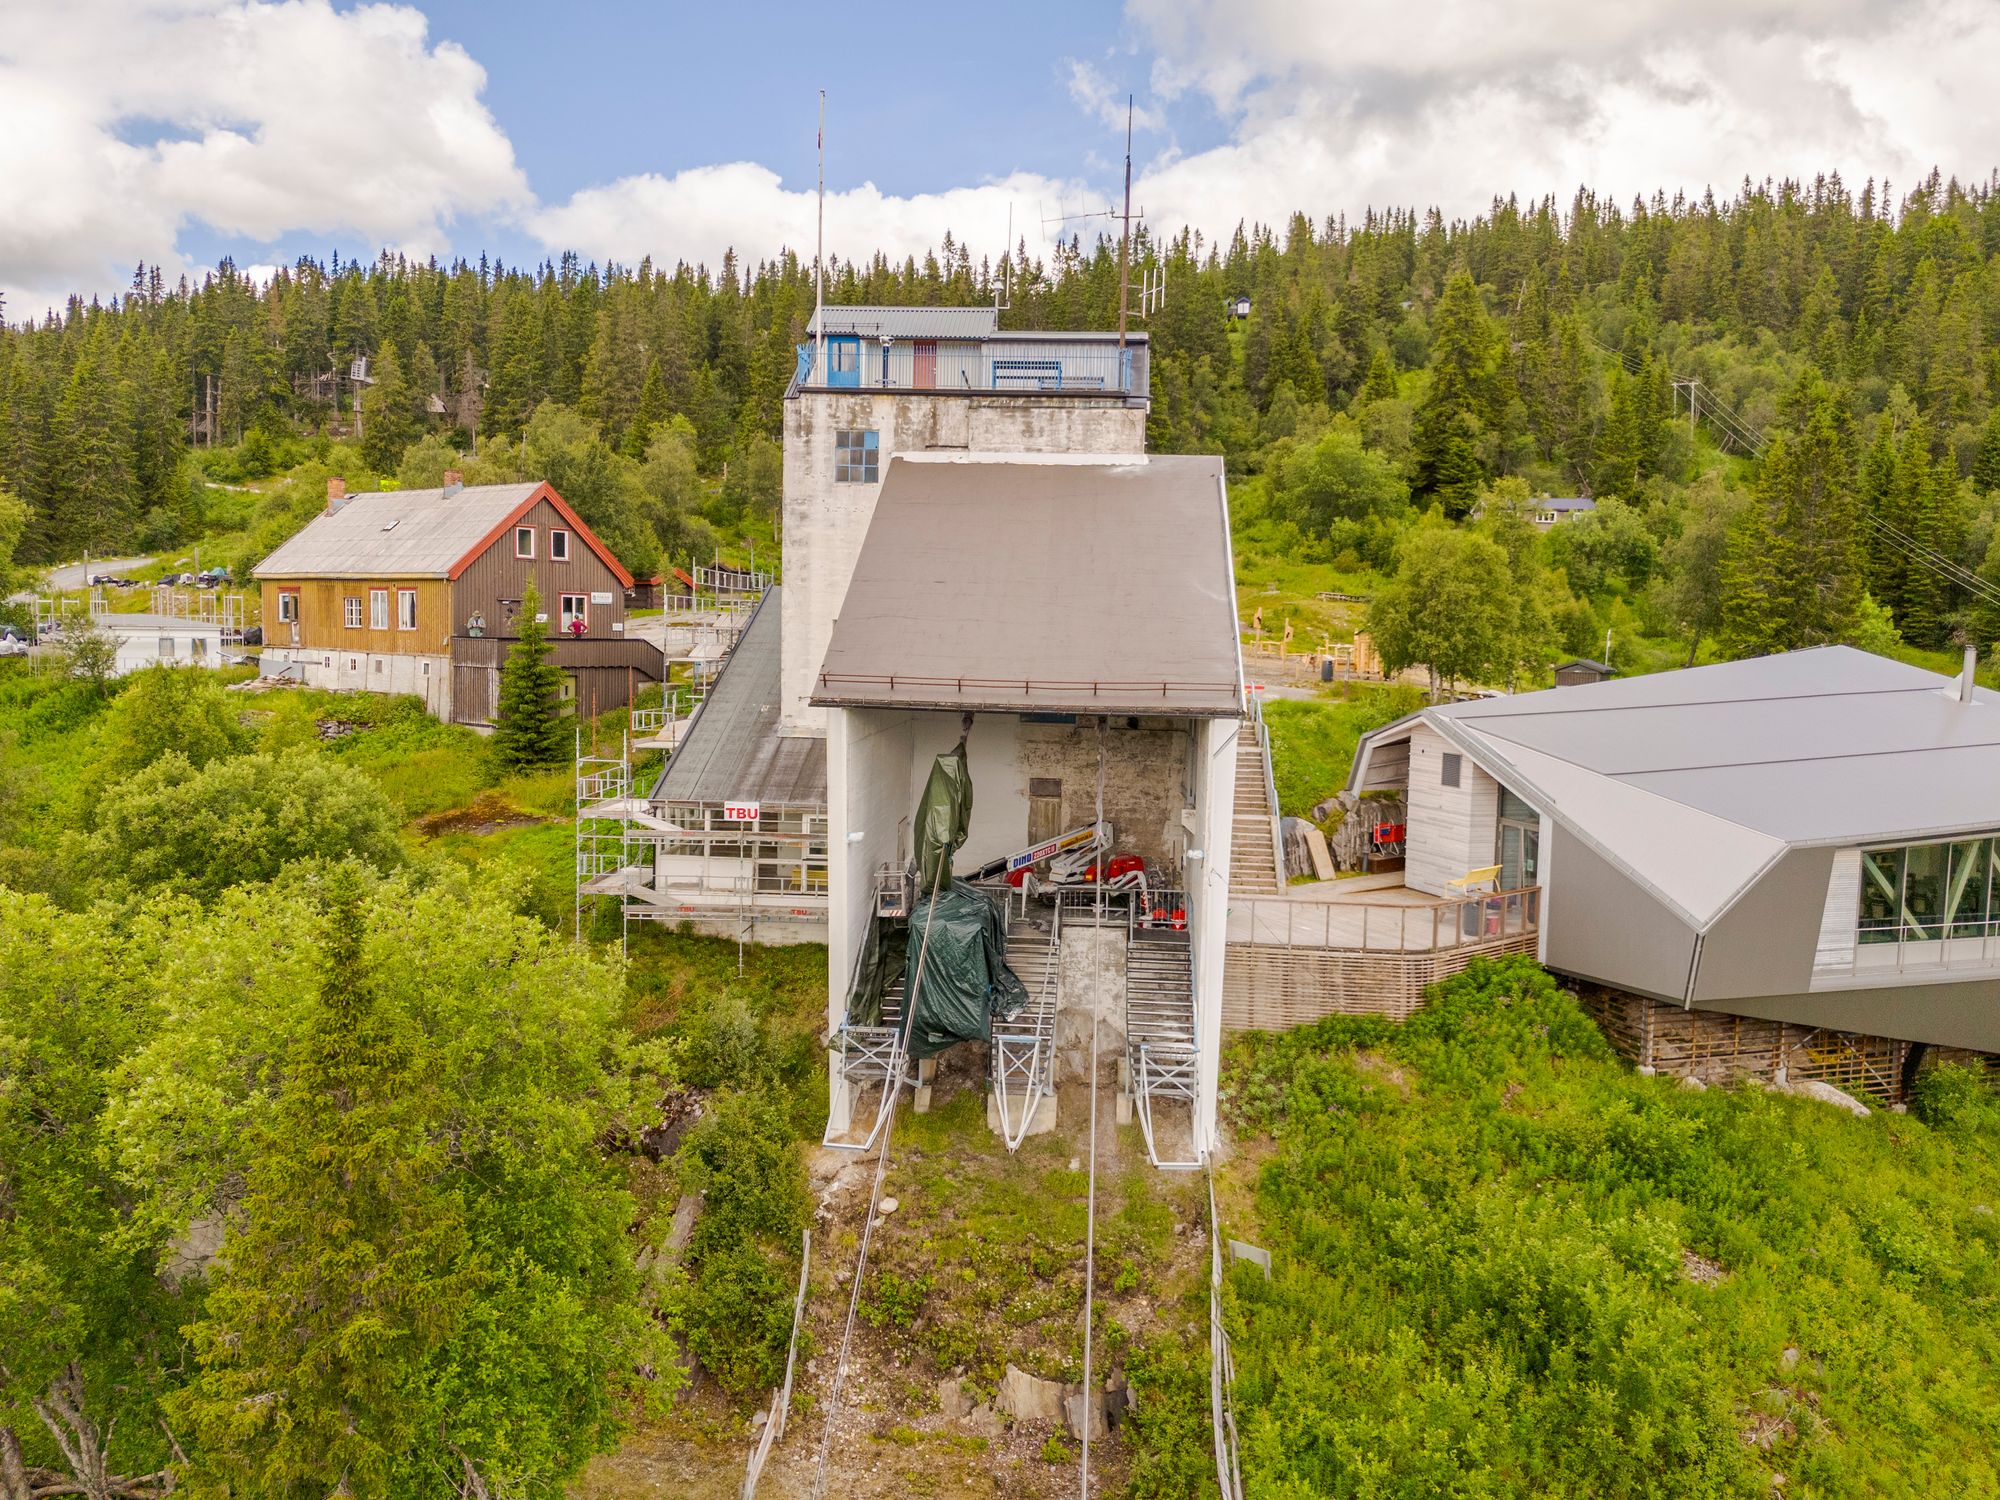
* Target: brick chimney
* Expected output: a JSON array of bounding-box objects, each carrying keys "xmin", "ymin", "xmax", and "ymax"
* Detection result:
[
  {"xmin": 441, "ymin": 469, "xmax": 464, "ymax": 496},
  {"xmin": 325, "ymin": 476, "xmax": 347, "ymax": 514}
]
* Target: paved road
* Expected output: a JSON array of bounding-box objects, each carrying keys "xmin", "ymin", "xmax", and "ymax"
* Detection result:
[{"xmin": 41, "ymin": 555, "xmax": 154, "ymax": 590}]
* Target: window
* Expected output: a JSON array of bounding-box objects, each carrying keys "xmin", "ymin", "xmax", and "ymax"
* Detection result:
[
  {"xmin": 369, "ymin": 589, "xmax": 389, "ymax": 630},
  {"xmin": 1859, "ymin": 838, "xmax": 2000, "ymax": 947},
  {"xmin": 398, "ymin": 589, "xmax": 418, "ymax": 630},
  {"xmin": 158, "ymin": 636, "xmax": 175, "ymax": 659},
  {"xmin": 515, "ymin": 526, "xmax": 535, "ymax": 559},
  {"xmin": 834, "ymin": 428, "xmax": 879, "ymax": 483},
  {"xmin": 344, "ymin": 596, "xmax": 363, "ymax": 629},
  {"xmin": 1441, "ymin": 752, "xmax": 1462, "ymax": 788},
  {"xmin": 277, "ymin": 591, "xmax": 299, "ymax": 623},
  {"xmin": 190, "ymin": 637, "xmax": 206, "ymax": 659},
  {"xmin": 559, "ymin": 594, "xmax": 588, "ymax": 635},
  {"xmin": 550, "ymin": 528, "xmax": 570, "ymax": 562}
]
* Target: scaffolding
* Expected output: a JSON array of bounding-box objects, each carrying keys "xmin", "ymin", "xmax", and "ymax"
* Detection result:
[{"xmin": 148, "ymin": 586, "xmax": 249, "ymax": 639}]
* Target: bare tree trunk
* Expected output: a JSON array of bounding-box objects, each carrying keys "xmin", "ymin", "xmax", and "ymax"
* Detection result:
[
  {"xmin": 31, "ymin": 1363, "xmax": 111, "ymax": 1500},
  {"xmin": 1, "ymin": 1427, "xmax": 33, "ymax": 1500}
]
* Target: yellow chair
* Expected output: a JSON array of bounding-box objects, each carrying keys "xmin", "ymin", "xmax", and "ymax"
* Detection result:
[{"xmin": 1447, "ymin": 864, "xmax": 1502, "ymax": 894}]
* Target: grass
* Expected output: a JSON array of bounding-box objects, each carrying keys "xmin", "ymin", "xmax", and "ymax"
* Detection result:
[
  {"xmin": 1260, "ymin": 686, "xmax": 1425, "ymax": 819},
  {"xmin": 1217, "ymin": 957, "xmax": 2000, "ymax": 1498}
]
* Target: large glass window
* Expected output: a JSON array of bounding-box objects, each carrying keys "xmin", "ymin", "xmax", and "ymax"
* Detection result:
[
  {"xmin": 1859, "ymin": 838, "xmax": 2000, "ymax": 946},
  {"xmin": 835, "ymin": 428, "xmax": 879, "ymax": 483}
]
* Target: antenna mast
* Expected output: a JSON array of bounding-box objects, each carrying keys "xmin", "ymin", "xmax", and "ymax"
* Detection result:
[
  {"xmin": 815, "ymin": 89, "xmax": 826, "ymax": 382},
  {"xmin": 1116, "ymin": 94, "xmax": 1133, "ymax": 353}
]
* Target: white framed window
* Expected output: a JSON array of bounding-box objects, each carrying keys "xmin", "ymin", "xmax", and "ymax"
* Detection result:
[
  {"xmin": 559, "ymin": 593, "xmax": 588, "ymax": 634},
  {"xmin": 344, "ymin": 596, "xmax": 363, "ymax": 629},
  {"xmin": 550, "ymin": 528, "xmax": 570, "ymax": 562},
  {"xmin": 369, "ymin": 589, "xmax": 389, "ymax": 630},
  {"xmin": 398, "ymin": 589, "xmax": 418, "ymax": 630},
  {"xmin": 277, "ymin": 590, "xmax": 299, "ymax": 623},
  {"xmin": 158, "ymin": 636, "xmax": 175, "ymax": 659},
  {"xmin": 834, "ymin": 428, "xmax": 879, "ymax": 483},
  {"xmin": 515, "ymin": 526, "xmax": 536, "ymax": 559}
]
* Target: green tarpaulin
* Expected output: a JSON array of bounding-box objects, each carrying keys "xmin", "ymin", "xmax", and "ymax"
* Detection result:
[
  {"xmin": 902, "ymin": 881, "xmax": 1029, "ymax": 1060},
  {"xmin": 916, "ymin": 740, "xmax": 973, "ymax": 895},
  {"xmin": 841, "ymin": 736, "xmax": 1028, "ymax": 1058}
]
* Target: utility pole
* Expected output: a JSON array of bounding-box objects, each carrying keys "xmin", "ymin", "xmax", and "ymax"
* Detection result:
[
  {"xmin": 815, "ymin": 90, "xmax": 826, "ymax": 385},
  {"xmin": 1116, "ymin": 95, "xmax": 1133, "ymax": 354}
]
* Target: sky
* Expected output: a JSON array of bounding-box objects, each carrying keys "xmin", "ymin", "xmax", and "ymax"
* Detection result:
[{"xmin": 3, "ymin": 0, "xmax": 1999, "ymax": 316}]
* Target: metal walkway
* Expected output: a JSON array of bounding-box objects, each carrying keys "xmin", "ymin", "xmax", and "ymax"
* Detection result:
[
  {"xmin": 1126, "ymin": 923, "xmax": 1202, "ymax": 1169},
  {"xmin": 991, "ymin": 904, "xmax": 1061, "ymax": 1151}
]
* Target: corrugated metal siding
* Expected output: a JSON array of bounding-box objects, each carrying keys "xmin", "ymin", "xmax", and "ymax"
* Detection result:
[
  {"xmin": 449, "ymin": 497, "xmax": 631, "ymax": 640},
  {"xmin": 808, "ymin": 305, "xmax": 999, "ymax": 340},
  {"xmin": 654, "ymin": 588, "xmax": 829, "ymax": 808},
  {"xmin": 255, "ymin": 484, "xmax": 541, "ymax": 578}
]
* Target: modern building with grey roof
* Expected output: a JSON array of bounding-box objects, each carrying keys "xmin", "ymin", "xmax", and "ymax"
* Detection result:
[{"xmin": 1348, "ymin": 645, "xmax": 2000, "ymax": 1062}]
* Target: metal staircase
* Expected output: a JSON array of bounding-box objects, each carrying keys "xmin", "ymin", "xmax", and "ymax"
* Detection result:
[
  {"xmin": 991, "ymin": 905, "xmax": 1061, "ymax": 1151},
  {"xmin": 1126, "ymin": 924, "xmax": 1201, "ymax": 1169},
  {"xmin": 1232, "ymin": 719, "xmax": 1284, "ymax": 894}
]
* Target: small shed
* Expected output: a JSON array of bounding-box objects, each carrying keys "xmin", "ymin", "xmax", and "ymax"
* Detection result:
[
  {"xmin": 1554, "ymin": 658, "xmax": 1614, "ymax": 688},
  {"xmin": 1228, "ymin": 294, "xmax": 1252, "ymax": 320},
  {"xmin": 103, "ymin": 614, "xmax": 232, "ymax": 676}
]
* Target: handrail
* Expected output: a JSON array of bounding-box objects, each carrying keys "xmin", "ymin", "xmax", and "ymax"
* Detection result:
[
  {"xmin": 1226, "ymin": 886, "xmax": 1541, "ymax": 952},
  {"xmin": 742, "ymin": 1228, "xmax": 812, "ymax": 1498},
  {"xmin": 1206, "ymin": 1172, "xmax": 1245, "ymax": 1500},
  {"xmin": 1248, "ymin": 699, "xmax": 1287, "ymax": 885}
]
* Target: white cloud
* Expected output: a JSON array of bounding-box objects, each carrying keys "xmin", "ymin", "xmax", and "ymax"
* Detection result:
[
  {"xmin": 1064, "ymin": 59, "xmax": 1163, "ymax": 136},
  {"xmin": 0, "ymin": 0, "xmax": 528, "ymax": 315},
  {"xmin": 528, "ymin": 161, "xmax": 1091, "ymax": 276},
  {"xmin": 1123, "ymin": 0, "xmax": 2000, "ymax": 241},
  {"xmin": 11, "ymin": 0, "xmax": 1998, "ymax": 315}
]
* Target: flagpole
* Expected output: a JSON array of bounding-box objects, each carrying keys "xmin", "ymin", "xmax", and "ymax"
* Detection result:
[{"xmin": 815, "ymin": 89, "xmax": 826, "ymax": 384}]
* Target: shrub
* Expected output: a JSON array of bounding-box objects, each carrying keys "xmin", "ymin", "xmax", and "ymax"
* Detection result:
[
  {"xmin": 1909, "ymin": 1062, "xmax": 2000, "ymax": 1136},
  {"xmin": 90, "ymin": 751, "xmax": 402, "ymax": 901}
]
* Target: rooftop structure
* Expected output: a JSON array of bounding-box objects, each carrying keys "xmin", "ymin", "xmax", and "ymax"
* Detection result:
[
  {"xmin": 654, "ymin": 589, "xmax": 827, "ymax": 810},
  {"xmin": 255, "ymin": 479, "xmax": 632, "ymax": 586},
  {"xmin": 1344, "ymin": 646, "xmax": 2000, "ymax": 1069},
  {"xmin": 813, "ymin": 453, "xmax": 1241, "ymax": 717},
  {"xmin": 791, "ymin": 317, "xmax": 1148, "ymax": 402}
]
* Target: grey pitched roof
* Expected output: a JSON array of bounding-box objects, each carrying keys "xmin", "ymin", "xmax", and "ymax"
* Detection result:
[
  {"xmin": 1354, "ymin": 646, "xmax": 2000, "ymax": 929},
  {"xmin": 652, "ymin": 588, "xmax": 827, "ymax": 808},
  {"xmin": 252, "ymin": 483, "xmax": 542, "ymax": 579},
  {"xmin": 811, "ymin": 454, "xmax": 1243, "ymax": 716},
  {"xmin": 1538, "ymin": 496, "xmax": 1596, "ymax": 511},
  {"xmin": 806, "ymin": 305, "xmax": 999, "ymax": 340}
]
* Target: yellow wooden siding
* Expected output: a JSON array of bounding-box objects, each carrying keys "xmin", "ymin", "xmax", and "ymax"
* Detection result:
[{"xmin": 263, "ymin": 579, "xmax": 451, "ymax": 653}]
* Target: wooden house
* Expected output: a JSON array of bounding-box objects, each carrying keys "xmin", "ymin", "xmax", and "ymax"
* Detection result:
[{"xmin": 253, "ymin": 474, "xmax": 663, "ymax": 724}]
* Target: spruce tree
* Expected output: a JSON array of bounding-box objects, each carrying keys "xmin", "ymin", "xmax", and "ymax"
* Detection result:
[
  {"xmin": 494, "ymin": 576, "xmax": 568, "ymax": 768},
  {"xmin": 1971, "ymin": 407, "xmax": 2000, "ymax": 498},
  {"xmin": 1414, "ymin": 269, "xmax": 1502, "ymax": 516},
  {"xmin": 1359, "ymin": 346, "xmax": 1399, "ymax": 404},
  {"xmin": 170, "ymin": 865, "xmax": 473, "ymax": 1496},
  {"xmin": 359, "ymin": 341, "xmax": 417, "ymax": 473}
]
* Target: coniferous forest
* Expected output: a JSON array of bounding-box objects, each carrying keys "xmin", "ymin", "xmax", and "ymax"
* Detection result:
[
  {"xmin": 11, "ymin": 171, "xmax": 2000, "ymax": 1499},
  {"xmin": 7, "ymin": 169, "xmax": 2000, "ymax": 669}
]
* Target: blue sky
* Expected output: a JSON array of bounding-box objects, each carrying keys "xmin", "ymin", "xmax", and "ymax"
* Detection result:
[{"xmin": 5, "ymin": 0, "xmax": 1997, "ymax": 313}]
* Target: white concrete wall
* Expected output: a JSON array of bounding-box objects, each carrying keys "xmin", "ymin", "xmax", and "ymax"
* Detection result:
[
  {"xmin": 1403, "ymin": 722, "xmax": 1502, "ymax": 897},
  {"xmin": 1190, "ymin": 715, "xmax": 1239, "ymax": 1155},
  {"xmin": 828, "ymin": 706, "xmax": 917, "ymax": 1038},
  {"xmin": 259, "ymin": 647, "xmax": 453, "ymax": 719},
  {"xmin": 779, "ymin": 392, "xmax": 1148, "ymax": 735}
]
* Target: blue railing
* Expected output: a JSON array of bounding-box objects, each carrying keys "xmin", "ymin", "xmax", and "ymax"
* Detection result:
[{"xmin": 793, "ymin": 340, "xmax": 1136, "ymax": 394}]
